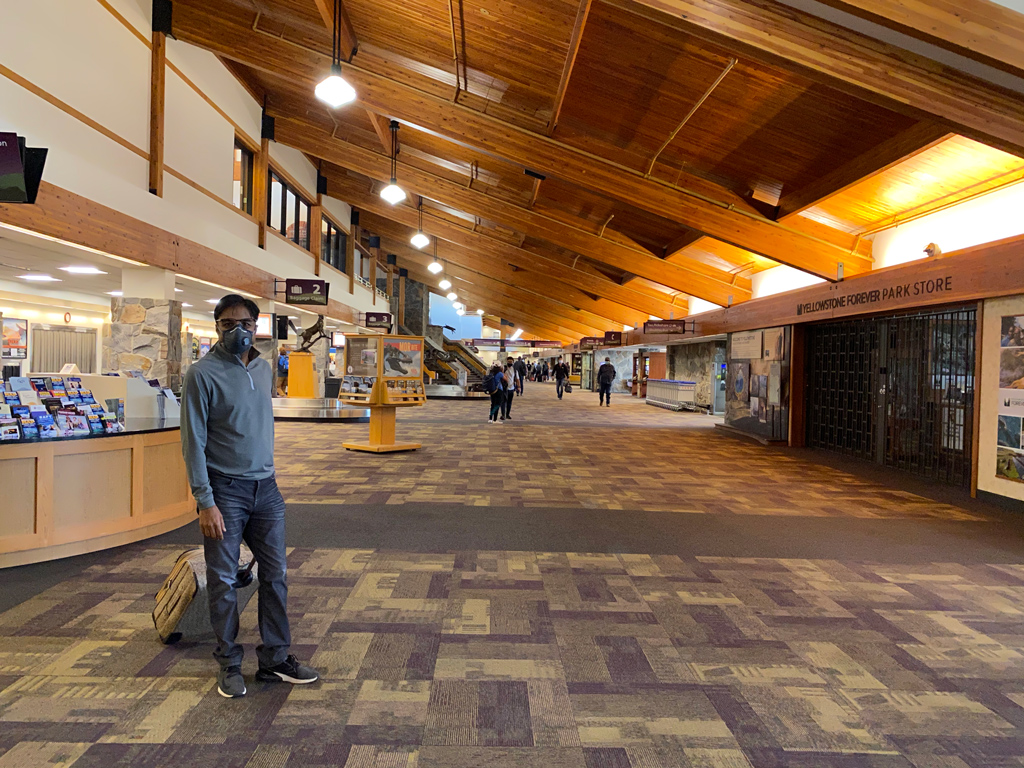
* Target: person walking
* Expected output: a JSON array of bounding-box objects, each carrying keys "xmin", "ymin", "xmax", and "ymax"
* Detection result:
[
  {"xmin": 597, "ymin": 356, "xmax": 616, "ymax": 407},
  {"xmin": 502, "ymin": 356, "xmax": 519, "ymax": 420},
  {"xmin": 484, "ymin": 363, "xmax": 504, "ymax": 423},
  {"xmin": 276, "ymin": 346, "xmax": 289, "ymax": 396},
  {"xmin": 514, "ymin": 356, "xmax": 527, "ymax": 395},
  {"xmin": 554, "ymin": 358, "xmax": 569, "ymax": 399},
  {"xmin": 180, "ymin": 294, "xmax": 319, "ymax": 699}
]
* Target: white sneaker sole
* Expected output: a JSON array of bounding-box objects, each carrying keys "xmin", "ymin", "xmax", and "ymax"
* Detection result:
[
  {"xmin": 217, "ymin": 684, "xmax": 246, "ymax": 698},
  {"xmin": 260, "ymin": 670, "xmax": 319, "ymax": 684}
]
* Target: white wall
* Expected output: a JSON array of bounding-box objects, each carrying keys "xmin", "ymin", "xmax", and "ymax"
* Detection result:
[
  {"xmin": 751, "ymin": 265, "xmax": 825, "ymax": 299},
  {"xmin": 0, "ymin": 0, "xmax": 365, "ymax": 321},
  {"xmin": 870, "ymin": 182, "xmax": 1024, "ymax": 269},
  {"xmin": 687, "ymin": 297, "xmax": 722, "ymax": 316}
]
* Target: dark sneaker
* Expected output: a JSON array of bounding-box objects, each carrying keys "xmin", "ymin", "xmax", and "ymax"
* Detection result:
[
  {"xmin": 217, "ymin": 665, "xmax": 246, "ymax": 698},
  {"xmin": 256, "ymin": 654, "xmax": 319, "ymax": 685}
]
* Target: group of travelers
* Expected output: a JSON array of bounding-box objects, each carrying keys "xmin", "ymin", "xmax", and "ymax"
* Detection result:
[
  {"xmin": 484, "ymin": 355, "xmax": 528, "ymax": 422},
  {"xmin": 482, "ymin": 354, "xmax": 619, "ymax": 419}
]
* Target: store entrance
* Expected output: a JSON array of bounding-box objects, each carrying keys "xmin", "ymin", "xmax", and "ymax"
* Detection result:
[{"xmin": 805, "ymin": 306, "xmax": 976, "ymax": 487}]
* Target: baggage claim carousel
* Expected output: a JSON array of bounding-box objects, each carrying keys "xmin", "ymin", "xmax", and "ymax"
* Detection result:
[{"xmin": 271, "ymin": 398, "xmax": 371, "ymax": 423}]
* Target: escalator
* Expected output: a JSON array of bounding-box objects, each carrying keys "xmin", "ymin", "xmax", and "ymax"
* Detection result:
[{"xmin": 423, "ymin": 331, "xmax": 489, "ymax": 397}]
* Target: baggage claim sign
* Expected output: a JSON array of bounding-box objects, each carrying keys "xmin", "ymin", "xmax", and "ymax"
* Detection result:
[{"xmin": 795, "ymin": 275, "xmax": 954, "ymax": 317}]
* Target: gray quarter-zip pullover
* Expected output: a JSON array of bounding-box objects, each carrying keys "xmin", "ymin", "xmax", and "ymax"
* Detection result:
[{"xmin": 180, "ymin": 342, "xmax": 275, "ymax": 510}]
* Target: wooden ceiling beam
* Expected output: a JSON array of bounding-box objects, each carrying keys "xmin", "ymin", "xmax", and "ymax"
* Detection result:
[
  {"xmin": 614, "ymin": 0, "xmax": 1024, "ymax": 159},
  {"xmin": 311, "ymin": 0, "xmax": 358, "ymax": 60},
  {"xmin": 810, "ymin": 0, "xmax": 1024, "ymax": 78},
  {"xmin": 273, "ymin": 115, "xmax": 750, "ymax": 304},
  {"xmin": 548, "ymin": 0, "xmax": 592, "ymax": 135},
  {"xmin": 168, "ymin": 1, "xmax": 859, "ymax": 281},
  {"xmin": 325, "ymin": 171, "xmax": 684, "ymax": 319},
  {"xmin": 362, "ymin": 213, "xmax": 643, "ymax": 329},
  {"xmin": 778, "ymin": 122, "xmax": 953, "ymax": 219}
]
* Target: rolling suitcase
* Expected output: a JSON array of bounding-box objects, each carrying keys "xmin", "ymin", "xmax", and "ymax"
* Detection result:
[{"xmin": 153, "ymin": 545, "xmax": 259, "ymax": 644}]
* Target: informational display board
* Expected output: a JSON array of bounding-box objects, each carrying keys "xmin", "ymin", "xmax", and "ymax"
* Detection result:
[
  {"xmin": 339, "ymin": 335, "xmax": 427, "ymax": 407},
  {"xmin": 284, "ymin": 279, "xmax": 329, "ymax": 306},
  {"xmin": 1, "ymin": 317, "xmax": 28, "ymax": 359},
  {"xmin": 732, "ymin": 330, "xmax": 763, "ymax": 360},
  {"xmin": 997, "ymin": 314, "xmax": 1024, "ymax": 483}
]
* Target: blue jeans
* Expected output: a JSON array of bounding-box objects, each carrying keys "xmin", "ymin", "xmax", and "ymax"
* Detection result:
[
  {"xmin": 205, "ymin": 473, "xmax": 290, "ymax": 670},
  {"xmin": 599, "ymin": 381, "xmax": 612, "ymax": 404},
  {"xmin": 556, "ymin": 379, "xmax": 565, "ymax": 398}
]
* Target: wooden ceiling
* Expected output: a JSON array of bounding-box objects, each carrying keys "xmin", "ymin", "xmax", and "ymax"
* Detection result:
[{"xmin": 169, "ymin": 0, "xmax": 1024, "ymax": 337}]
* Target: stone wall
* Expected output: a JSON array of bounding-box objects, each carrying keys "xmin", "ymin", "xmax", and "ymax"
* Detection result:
[
  {"xmin": 668, "ymin": 340, "xmax": 726, "ymax": 407},
  {"xmin": 103, "ymin": 298, "xmax": 182, "ymax": 389},
  {"xmin": 600, "ymin": 348, "xmax": 634, "ymax": 393}
]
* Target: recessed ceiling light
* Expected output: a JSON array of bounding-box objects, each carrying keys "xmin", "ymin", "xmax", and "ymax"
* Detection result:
[
  {"xmin": 107, "ymin": 290, "xmax": 123, "ymax": 296},
  {"xmin": 175, "ymin": 288, "xmax": 183, "ymax": 292},
  {"xmin": 18, "ymin": 274, "xmax": 60, "ymax": 282},
  {"xmin": 60, "ymin": 266, "xmax": 107, "ymax": 275},
  {"xmin": 206, "ymin": 299, "xmax": 219, "ymax": 304},
  {"xmin": 182, "ymin": 302, "xmax": 192, "ymax": 307}
]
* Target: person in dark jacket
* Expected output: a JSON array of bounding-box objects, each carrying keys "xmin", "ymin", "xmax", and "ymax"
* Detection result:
[
  {"xmin": 514, "ymin": 357, "xmax": 527, "ymax": 395},
  {"xmin": 597, "ymin": 356, "xmax": 616, "ymax": 407},
  {"xmin": 484, "ymin": 364, "xmax": 505, "ymax": 423},
  {"xmin": 554, "ymin": 359, "xmax": 569, "ymax": 399}
]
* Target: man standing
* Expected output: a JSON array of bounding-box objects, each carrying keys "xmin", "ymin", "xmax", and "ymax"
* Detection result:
[
  {"xmin": 181, "ymin": 294, "xmax": 319, "ymax": 699},
  {"xmin": 597, "ymin": 356, "xmax": 616, "ymax": 407},
  {"xmin": 503, "ymin": 356, "xmax": 519, "ymax": 420},
  {"xmin": 554, "ymin": 358, "xmax": 569, "ymax": 399},
  {"xmin": 514, "ymin": 356, "xmax": 527, "ymax": 396}
]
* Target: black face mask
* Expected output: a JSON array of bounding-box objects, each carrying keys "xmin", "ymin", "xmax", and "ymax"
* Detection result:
[{"xmin": 221, "ymin": 326, "xmax": 254, "ymax": 356}]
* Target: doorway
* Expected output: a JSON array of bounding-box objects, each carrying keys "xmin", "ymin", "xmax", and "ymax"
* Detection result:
[
  {"xmin": 30, "ymin": 326, "xmax": 98, "ymax": 374},
  {"xmin": 805, "ymin": 306, "xmax": 976, "ymax": 486}
]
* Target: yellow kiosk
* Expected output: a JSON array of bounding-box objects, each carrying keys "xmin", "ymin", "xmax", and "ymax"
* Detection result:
[{"xmin": 338, "ymin": 335, "xmax": 427, "ymax": 452}]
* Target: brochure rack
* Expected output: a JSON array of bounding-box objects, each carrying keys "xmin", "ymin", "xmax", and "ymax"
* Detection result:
[{"xmin": 338, "ymin": 335, "xmax": 426, "ymax": 452}]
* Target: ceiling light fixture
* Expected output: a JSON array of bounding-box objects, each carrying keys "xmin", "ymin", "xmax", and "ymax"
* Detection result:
[
  {"xmin": 427, "ymin": 236, "xmax": 442, "ymax": 272},
  {"xmin": 452, "ymin": 301, "xmax": 464, "ymax": 310},
  {"xmin": 456, "ymin": 308, "xmax": 465, "ymax": 316},
  {"xmin": 446, "ymin": 292, "xmax": 457, "ymax": 301},
  {"xmin": 60, "ymin": 266, "xmax": 107, "ymax": 275},
  {"xmin": 182, "ymin": 303, "xmax": 192, "ymax": 307},
  {"xmin": 314, "ymin": 0, "xmax": 357, "ymax": 107},
  {"xmin": 411, "ymin": 199, "xmax": 430, "ymax": 249},
  {"xmin": 476, "ymin": 309, "xmax": 484, "ymax": 315},
  {"xmin": 379, "ymin": 120, "xmax": 406, "ymax": 205},
  {"xmin": 438, "ymin": 278, "xmax": 452, "ymax": 290},
  {"xmin": 107, "ymin": 290, "xmax": 123, "ymax": 297},
  {"xmin": 206, "ymin": 299, "xmax": 220, "ymax": 305},
  {"xmin": 17, "ymin": 274, "xmax": 60, "ymax": 282}
]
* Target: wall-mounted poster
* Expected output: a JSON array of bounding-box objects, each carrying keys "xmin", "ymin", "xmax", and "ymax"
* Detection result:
[
  {"xmin": 763, "ymin": 327, "xmax": 785, "ymax": 361},
  {"xmin": 996, "ymin": 315, "xmax": 1024, "ymax": 483},
  {"xmin": 1, "ymin": 318, "xmax": 28, "ymax": 359},
  {"xmin": 732, "ymin": 330, "xmax": 762, "ymax": 360},
  {"xmin": 731, "ymin": 362, "xmax": 749, "ymax": 402}
]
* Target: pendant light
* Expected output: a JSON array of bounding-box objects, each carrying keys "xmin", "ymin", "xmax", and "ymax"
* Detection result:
[
  {"xmin": 411, "ymin": 199, "xmax": 430, "ymax": 249},
  {"xmin": 379, "ymin": 120, "xmax": 406, "ymax": 204},
  {"xmin": 426, "ymin": 235, "xmax": 442, "ymax": 272},
  {"xmin": 476, "ymin": 309, "xmax": 484, "ymax": 315},
  {"xmin": 315, "ymin": 0, "xmax": 356, "ymax": 107},
  {"xmin": 438, "ymin": 278, "xmax": 452, "ymax": 290}
]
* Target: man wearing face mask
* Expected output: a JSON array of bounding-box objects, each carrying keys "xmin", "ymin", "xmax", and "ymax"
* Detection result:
[{"xmin": 180, "ymin": 294, "xmax": 319, "ymax": 698}]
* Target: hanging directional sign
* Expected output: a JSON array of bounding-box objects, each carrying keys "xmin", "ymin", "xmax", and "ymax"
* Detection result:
[{"xmin": 284, "ymin": 279, "xmax": 329, "ymax": 306}]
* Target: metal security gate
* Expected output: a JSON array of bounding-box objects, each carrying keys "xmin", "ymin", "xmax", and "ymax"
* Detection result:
[{"xmin": 806, "ymin": 306, "xmax": 976, "ymax": 487}]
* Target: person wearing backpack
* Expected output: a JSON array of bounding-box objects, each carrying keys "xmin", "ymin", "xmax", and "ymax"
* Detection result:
[
  {"xmin": 484, "ymin": 364, "xmax": 504, "ymax": 423},
  {"xmin": 514, "ymin": 357, "xmax": 528, "ymax": 395}
]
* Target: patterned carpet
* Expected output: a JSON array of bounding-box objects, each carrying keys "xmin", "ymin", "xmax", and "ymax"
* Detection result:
[
  {"xmin": 3, "ymin": 386, "xmax": 1022, "ymax": 767},
  {"xmin": 275, "ymin": 387, "xmax": 980, "ymax": 520},
  {"xmin": 4, "ymin": 546, "xmax": 1024, "ymax": 767}
]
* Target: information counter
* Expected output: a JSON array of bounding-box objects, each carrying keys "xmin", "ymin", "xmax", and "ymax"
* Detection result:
[{"xmin": 0, "ymin": 419, "xmax": 195, "ymax": 568}]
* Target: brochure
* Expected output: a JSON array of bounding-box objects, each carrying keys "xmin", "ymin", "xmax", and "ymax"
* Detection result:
[
  {"xmin": 11, "ymin": 405, "xmax": 30, "ymax": 420},
  {"xmin": 101, "ymin": 413, "xmax": 123, "ymax": 434},
  {"xmin": 19, "ymin": 417, "xmax": 38, "ymax": 439},
  {"xmin": 0, "ymin": 418, "xmax": 21, "ymax": 441},
  {"xmin": 0, "ymin": 404, "xmax": 9, "ymax": 418},
  {"xmin": 36, "ymin": 413, "xmax": 60, "ymax": 439},
  {"xmin": 8, "ymin": 376, "xmax": 32, "ymax": 392},
  {"xmin": 65, "ymin": 377, "xmax": 83, "ymax": 391},
  {"xmin": 87, "ymin": 414, "xmax": 104, "ymax": 435},
  {"xmin": 17, "ymin": 389, "xmax": 40, "ymax": 405},
  {"xmin": 4, "ymin": 392, "xmax": 20, "ymax": 405},
  {"xmin": 55, "ymin": 409, "xmax": 90, "ymax": 437},
  {"xmin": 79, "ymin": 390, "xmax": 96, "ymax": 405},
  {"xmin": 29, "ymin": 377, "xmax": 50, "ymax": 392}
]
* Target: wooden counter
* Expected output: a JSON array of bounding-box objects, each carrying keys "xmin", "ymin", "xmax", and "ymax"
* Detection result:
[{"xmin": 0, "ymin": 426, "xmax": 195, "ymax": 568}]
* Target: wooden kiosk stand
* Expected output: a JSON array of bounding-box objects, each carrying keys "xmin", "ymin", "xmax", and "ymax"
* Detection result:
[{"xmin": 338, "ymin": 335, "xmax": 427, "ymax": 452}]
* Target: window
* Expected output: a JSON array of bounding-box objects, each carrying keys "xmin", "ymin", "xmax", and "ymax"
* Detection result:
[
  {"xmin": 321, "ymin": 216, "xmax": 347, "ymax": 273},
  {"xmin": 267, "ymin": 169, "xmax": 313, "ymax": 250},
  {"xmin": 232, "ymin": 141, "xmax": 254, "ymax": 214}
]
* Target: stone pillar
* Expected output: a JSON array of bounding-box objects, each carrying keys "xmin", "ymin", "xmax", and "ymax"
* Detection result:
[
  {"xmin": 103, "ymin": 298, "xmax": 183, "ymax": 389},
  {"xmin": 311, "ymin": 335, "xmax": 329, "ymax": 398},
  {"xmin": 252, "ymin": 299, "xmax": 280, "ymax": 396}
]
